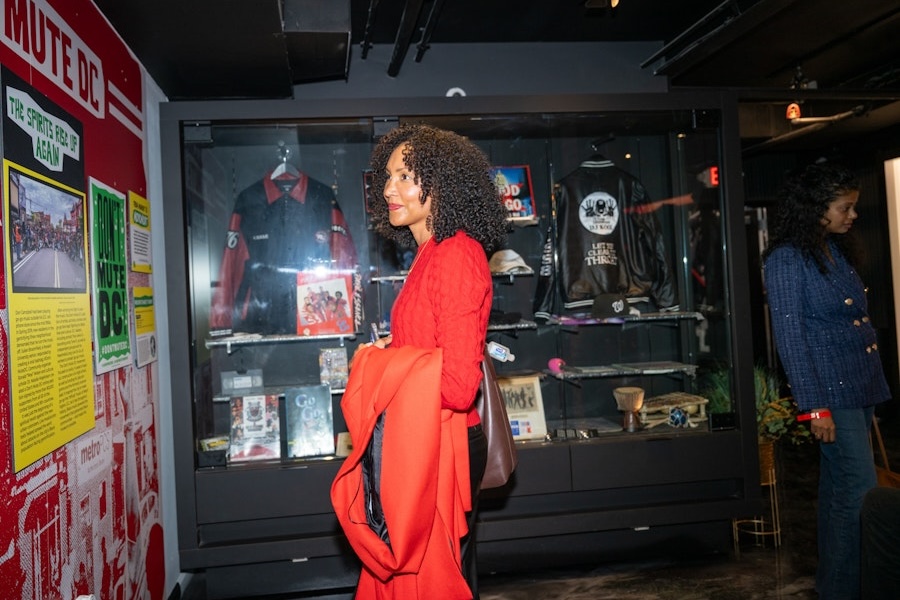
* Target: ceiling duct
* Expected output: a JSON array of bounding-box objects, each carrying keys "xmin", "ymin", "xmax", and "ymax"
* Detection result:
[
  {"xmin": 282, "ymin": 0, "xmax": 352, "ymax": 83},
  {"xmin": 387, "ymin": 0, "xmax": 427, "ymax": 77}
]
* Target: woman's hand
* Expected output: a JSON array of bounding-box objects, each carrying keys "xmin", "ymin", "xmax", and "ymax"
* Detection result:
[
  {"xmin": 371, "ymin": 334, "xmax": 392, "ymax": 350},
  {"xmin": 809, "ymin": 408, "xmax": 836, "ymax": 443},
  {"xmin": 350, "ymin": 335, "xmax": 392, "ymax": 368}
]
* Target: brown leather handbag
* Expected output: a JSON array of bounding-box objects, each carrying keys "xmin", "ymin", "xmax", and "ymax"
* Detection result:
[{"xmin": 476, "ymin": 352, "xmax": 518, "ymax": 489}]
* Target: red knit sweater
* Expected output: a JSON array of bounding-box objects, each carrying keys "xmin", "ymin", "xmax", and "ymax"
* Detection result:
[{"xmin": 390, "ymin": 231, "xmax": 492, "ymax": 427}]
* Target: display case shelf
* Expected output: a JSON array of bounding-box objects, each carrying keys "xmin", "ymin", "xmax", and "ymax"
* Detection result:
[
  {"xmin": 549, "ymin": 361, "xmax": 698, "ymax": 380},
  {"xmin": 549, "ymin": 310, "xmax": 704, "ymax": 327},
  {"xmin": 488, "ymin": 320, "xmax": 538, "ymax": 333},
  {"xmin": 205, "ymin": 332, "xmax": 359, "ymax": 352},
  {"xmin": 370, "ymin": 271, "xmax": 534, "ymax": 284},
  {"xmin": 211, "ymin": 387, "xmax": 346, "ymax": 404}
]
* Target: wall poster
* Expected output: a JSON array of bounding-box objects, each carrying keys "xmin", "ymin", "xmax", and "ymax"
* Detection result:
[
  {"xmin": 132, "ymin": 285, "xmax": 157, "ymax": 368},
  {"xmin": 89, "ymin": 178, "xmax": 131, "ymax": 373},
  {"xmin": 1, "ymin": 66, "xmax": 94, "ymax": 472},
  {"xmin": 129, "ymin": 190, "xmax": 152, "ymax": 273}
]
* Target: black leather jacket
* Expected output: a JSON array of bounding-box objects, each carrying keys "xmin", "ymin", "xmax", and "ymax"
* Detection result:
[{"xmin": 533, "ymin": 155, "xmax": 677, "ymax": 320}]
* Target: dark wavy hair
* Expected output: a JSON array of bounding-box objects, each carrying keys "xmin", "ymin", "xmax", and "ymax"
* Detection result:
[
  {"xmin": 368, "ymin": 123, "xmax": 507, "ymax": 253},
  {"xmin": 763, "ymin": 162, "xmax": 861, "ymax": 273}
]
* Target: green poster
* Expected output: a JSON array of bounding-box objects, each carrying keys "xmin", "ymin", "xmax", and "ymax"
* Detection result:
[{"xmin": 89, "ymin": 178, "xmax": 131, "ymax": 373}]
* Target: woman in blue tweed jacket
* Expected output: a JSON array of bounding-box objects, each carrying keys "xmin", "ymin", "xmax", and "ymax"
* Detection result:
[{"xmin": 763, "ymin": 163, "xmax": 890, "ymax": 600}]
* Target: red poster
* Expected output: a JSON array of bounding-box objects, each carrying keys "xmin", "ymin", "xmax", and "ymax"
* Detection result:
[{"xmin": 0, "ymin": 1, "xmax": 162, "ymax": 599}]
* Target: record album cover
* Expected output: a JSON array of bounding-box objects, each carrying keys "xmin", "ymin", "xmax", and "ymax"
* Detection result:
[
  {"xmin": 285, "ymin": 384, "xmax": 335, "ymax": 458},
  {"xmin": 497, "ymin": 375, "xmax": 548, "ymax": 440},
  {"xmin": 296, "ymin": 270, "xmax": 355, "ymax": 336}
]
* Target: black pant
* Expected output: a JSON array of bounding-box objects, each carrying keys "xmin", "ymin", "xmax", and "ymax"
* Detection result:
[
  {"xmin": 461, "ymin": 423, "xmax": 487, "ymax": 599},
  {"xmin": 861, "ymin": 486, "xmax": 900, "ymax": 599}
]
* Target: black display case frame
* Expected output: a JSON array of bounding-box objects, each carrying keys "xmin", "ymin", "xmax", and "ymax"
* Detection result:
[{"xmin": 161, "ymin": 91, "xmax": 761, "ymax": 598}]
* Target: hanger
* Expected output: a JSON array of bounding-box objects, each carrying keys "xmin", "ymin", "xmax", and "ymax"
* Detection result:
[
  {"xmin": 271, "ymin": 141, "xmax": 300, "ymax": 179},
  {"xmin": 591, "ymin": 134, "xmax": 615, "ymax": 152}
]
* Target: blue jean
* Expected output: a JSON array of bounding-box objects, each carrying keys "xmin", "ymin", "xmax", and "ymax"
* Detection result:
[{"xmin": 816, "ymin": 406, "xmax": 876, "ymax": 600}]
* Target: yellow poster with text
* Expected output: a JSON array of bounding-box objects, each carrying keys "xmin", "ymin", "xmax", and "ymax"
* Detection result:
[
  {"xmin": 4, "ymin": 160, "xmax": 95, "ymax": 472},
  {"xmin": 132, "ymin": 285, "xmax": 157, "ymax": 368},
  {"xmin": 128, "ymin": 191, "xmax": 152, "ymax": 273}
]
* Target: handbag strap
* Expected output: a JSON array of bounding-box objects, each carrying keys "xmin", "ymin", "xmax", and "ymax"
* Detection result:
[{"xmin": 873, "ymin": 418, "xmax": 892, "ymax": 471}]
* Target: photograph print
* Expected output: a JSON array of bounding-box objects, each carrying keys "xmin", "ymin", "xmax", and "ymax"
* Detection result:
[{"xmin": 7, "ymin": 167, "xmax": 86, "ymax": 293}]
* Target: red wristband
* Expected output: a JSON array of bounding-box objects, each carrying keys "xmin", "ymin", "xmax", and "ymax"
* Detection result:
[{"xmin": 797, "ymin": 410, "xmax": 832, "ymax": 422}]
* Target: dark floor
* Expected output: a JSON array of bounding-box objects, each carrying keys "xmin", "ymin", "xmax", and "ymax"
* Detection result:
[{"xmin": 179, "ymin": 414, "xmax": 900, "ymax": 600}]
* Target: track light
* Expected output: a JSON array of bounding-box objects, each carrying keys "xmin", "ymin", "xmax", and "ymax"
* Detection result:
[{"xmin": 585, "ymin": 0, "xmax": 620, "ymax": 9}]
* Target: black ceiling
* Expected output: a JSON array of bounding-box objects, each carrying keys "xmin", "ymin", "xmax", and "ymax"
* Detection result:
[
  {"xmin": 96, "ymin": 0, "xmax": 900, "ymax": 150},
  {"xmin": 93, "ymin": 0, "xmax": 726, "ymax": 99}
]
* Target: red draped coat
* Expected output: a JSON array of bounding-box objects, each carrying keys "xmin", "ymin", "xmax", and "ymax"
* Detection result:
[{"xmin": 331, "ymin": 345, "xmax": 472, "ymax": 599}]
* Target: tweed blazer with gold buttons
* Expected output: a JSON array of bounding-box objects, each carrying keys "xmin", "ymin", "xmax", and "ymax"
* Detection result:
[{"xmin": 764, "ymin": 241, "xmax": 890, "ymax": 412}]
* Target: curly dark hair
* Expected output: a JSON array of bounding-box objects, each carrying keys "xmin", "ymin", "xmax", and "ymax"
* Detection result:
[
  {"xmin": 368, "ymin": 123, "xmax": 507, "ymax": 253},
  {"xmin": 764, "ymin": 162, "xmax": 861, "ymax": 272}
]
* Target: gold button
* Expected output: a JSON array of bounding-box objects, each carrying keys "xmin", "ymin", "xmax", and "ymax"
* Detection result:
[
  {"xmin": 853, "ymin": 320, "xmax": 861, "ymax": 326},
  {"xmin": 845, "ymin": 298, "xmax": 854, "ymax": 305},
  {"xmin": 867, "ymin": 346, "xmax": 873, "ymax": 353},
  {"xmin": 863, "ymin": 316, "xmax": 870, "ymax": 323},
  {"xmin": 873, "ymin": 343, "xmax": 879, "ymax": 351}
]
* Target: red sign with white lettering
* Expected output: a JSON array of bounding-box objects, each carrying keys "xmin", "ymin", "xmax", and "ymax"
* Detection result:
[{"xmin": 0, "ymin": 2, "xmax": 162, "ymax": 599}]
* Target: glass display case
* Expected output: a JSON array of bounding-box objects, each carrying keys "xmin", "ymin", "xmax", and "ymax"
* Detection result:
[
  {"xmin": 162, "ymin": 92, "xmax": 760, "ymax": 597},
  {"xmin": 184, "ymin": 109, "xmax": 734, "ymax": 460}
]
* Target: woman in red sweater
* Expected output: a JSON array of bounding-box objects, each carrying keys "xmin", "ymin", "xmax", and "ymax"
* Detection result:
[{"xmin": 356, "ymin": 124, "xmax": 506, "ymax": 597}]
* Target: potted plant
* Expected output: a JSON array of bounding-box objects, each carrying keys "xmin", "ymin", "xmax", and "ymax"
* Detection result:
[
  {"xmin": 700, "ymin": 366, "xmax": 732, "ymax": 415},
  {"xmin": 754, "ymin": 364, "xmax": 811, "ymax": 446},
  {"xmin": 701, "ymin": 364, "xmax": 810, "ymax": 481},
  {"xmin": 701, "ymin": 363, "xmax": 810, "ymax": 443},
  {"xmin": 753, "ymin": 364, "xmax": 811, "ymax": 486}
]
